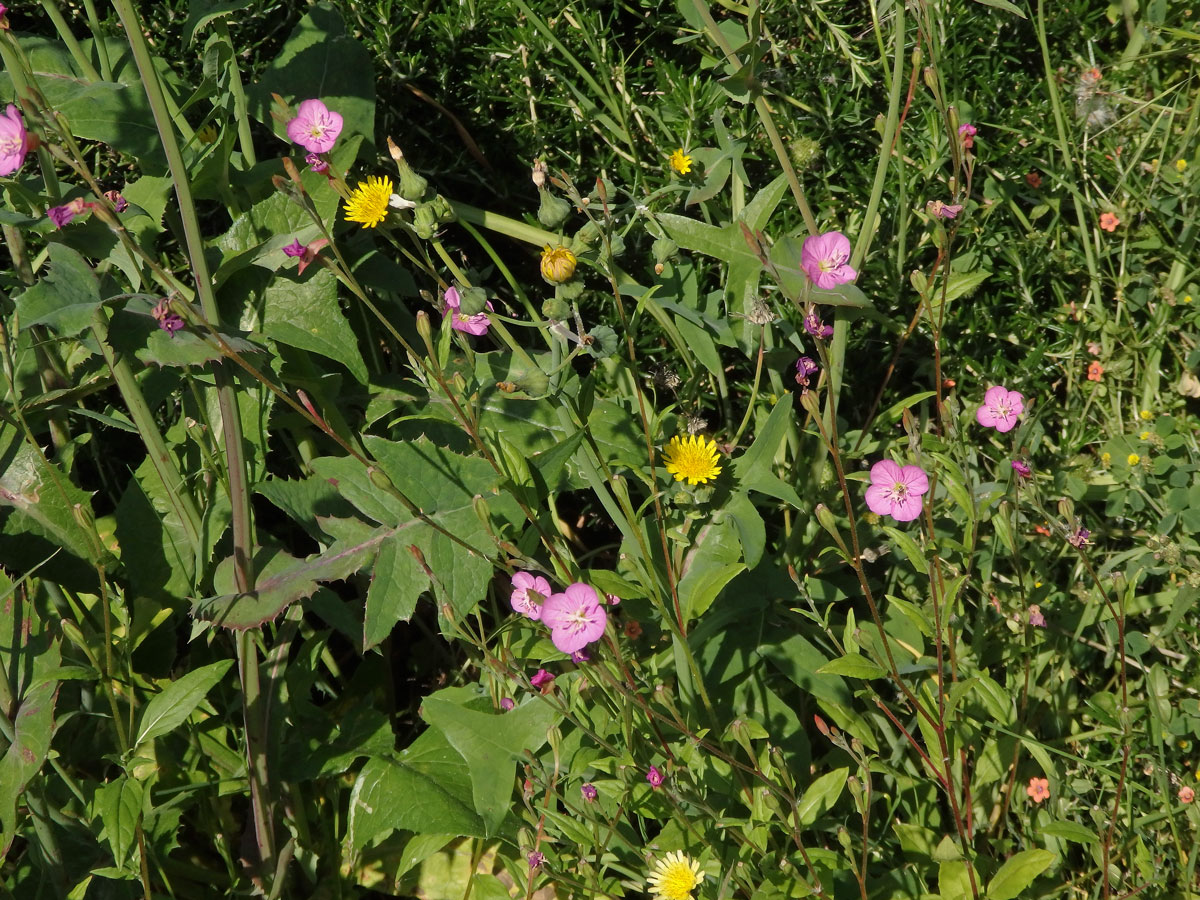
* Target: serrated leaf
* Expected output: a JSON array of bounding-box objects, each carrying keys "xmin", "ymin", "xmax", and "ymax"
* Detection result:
[
  {"xmin": 986, "ymin": 849, "xmax": 1056, "ymax": 900},
  {"xmin": 794, "ymin": 767, "xmax": 848, "ymax": 826},
  {"xmin": 134, "ymin": 660, "xmax": 233, "ymax": 747},
  {"xmin": 106, "ymin": 297, "xmax": 263, "ymax": 368},
  {"xmin": 13, "ymin": 244, "xmax": 102, "ymax": 337},
  {"xmin": 262, "ymin": 267, "xmax": 368, "ymax": 383}
]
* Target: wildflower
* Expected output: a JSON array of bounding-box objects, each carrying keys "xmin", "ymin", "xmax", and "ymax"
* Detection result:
[
  {"xmin": 976, "ymin": 386, "xmax": 1025, "ymax": 433},
  {"xmin": 528, "ymin": 851, "xmax": 544, "ymax": 869},
  {"xmin": 1100, "ymin": 452, "xmax": 1111, "ymax": 467},
  {"xmin": 0, "ymin": 103, "xmax": 30, "ymax": 176},
  {"xmin": 803, "ymin": 308, "xmax": 834, "ymax": 340},
  {"xmin": 1086, "ymin": 361, "xmax": 1104, "ymax": 382},
  {"xmin": 510, "ymin": 571, "xmax": 550, "ymax": 620},
  {"xmin": 282, "ymin": 239, "xmax": 306, "ymax": 258},
  {"xmin": 570, "ymin": 649, "xmax": 590, "ymax": 664},
  {"xmin": 581, "ymin": 783, "xmax": 598, "ymax": 802},
  {"xmin": 1034, "ymin": 523, "xmax": 1052, "ymax": 536},
  {"xmin": 958, "ymin": 122, "xmax": 977, "ymax": 150},
  {"xmin": 1139, "ymin": 430, "xmax": 1151, "ymax": 441},
  {"xmin": 305, "ymin": 152, "xmax": 329, "ymax": 174},
  {"xmin": 151, "ymin": 298, "xmax": 185, "ymax": 337},
  {"xmin": 800, "ymin": 231, "xmax": 857, "ymax": 289},
  {"xmin": 286, "ymin": 98, "xmax": 343, "ymax": 154},
  {"xmin": 1067, "ymin": 526, "xmax": 1090, "ymax": 549},
  {"xmin": 101, "ymin": 189, "xmax": 128, "ymax": 213},
  {"xmin": 1026, "ymin": 777, "xmax": 1050, "ymax": 803},
  {"xmin": 344, "ymin": 175, "xmax": 394, "ymax": 228},
  {"xmin": 280, "ymin": 237, "xmax": 328, "ymax": 276},
  {"xmin": 196, "ymin": 123, "xmax": 218, "ymax": 144},
  {"xmin": 442, "ymin": 286, "xmax": 492, "ymax": 336},
  {"xmin": 1126, "ymin": 453, "xmax": 1140, "ymax": 466},
  {"xmin": 1177, "ymin": 159, "xmax": 1188, "ymax": 173},
  {"xmin": 1011, "ymin": 459, "xmax": 1032, "ymax": 480},
  {"xmin": 662, "ymin": 434, "xmax": 722, "ymax": 486},
  {"xmin": 794, "ymin": 356, "xmax": 819, "ymax": 389},
  {"xmin": 1087, "ymin": 341, "xmax": 1102, "ymax": 356},
  {"xmin": 1139, "ymin": 410, "xmax": 1153, "ymax": 420},
  {"xmin": 499, "ymin": 697, "xmax": 515, "ymax": 711},
  {"xmin": 1028, "ymin": 605, "xmax": 1046, "ymax": 627},
  {"xmin": 623, "ymin": 619, "xmax": 643, "ymax": 639},
  {"xmin": 530, "ymin": 669, "xmax": 555, "ymax": 692},
  {"xmin": 864, "ymin": 460, "xmax": 930, "ymax": 523},
  {"xmin": 540, "ymin": 245, "xmax": 577, "ymax": 283},
  {"xmin": 1025, "ymin": 171, "xmax": 1042, "ymax": 188},
  {"xmin": 1099, "ymin": 212, "xmax": 1120, "ymax": 232},
  {"xmin": 647, "ymin": 851, "xmax": 702, "ymax": 900},
  {"xmin": 668, "ymin": 148, "xmax": 693, "ymax": 175},
  {"xmin": 1181, "ymin": 786, "xmax": 1195, "ymax": 804},
  {"xmin": 604, "ymin": 592, "xmax": 620, "ymax": 606},
  {"xmin": 646, "ymin": 765, "xmax": 664, "ymax": 788},
  {"xmin": 542, "ymin": 582, "xmax": 607, "ymax": 654},
  {"xmin": 926, "ymin": 200, "xmax": 964, "ymax": 219},
  {"xmin": 47, "ymin": 198, "xmax": 90, "ymax": 228}
]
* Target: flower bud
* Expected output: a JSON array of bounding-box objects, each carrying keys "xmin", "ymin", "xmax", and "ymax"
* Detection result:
[
  {"xmin": 542, "ymin": 296, "xmax": 569, "ymax": 320},
  {"xmin": 538, "ymin": 190, "xmax": 572, "ymax": 229},
  {"xmin": 531, "ymin": 159, "xmax": 548, "ymax": 188},
  {"xmin": 572, "ymin": 221, "xmax": 602, "ymax": 248},
  {"xmin": 541, "ymin": 245, "xmax": 577, "ymax": 284},
  {"xmin": 368, "ymin": 466, "xmax": 396, "ymax": 493},
  {"xmin": 457, "ymin": 285, "xmax": 489, "ymax": 316},
  {"xmin": 799, "ymin": 389, "xmax": 822, "ymax": 418},
  {"xmin": 430, "ymin": 194, "xmax": 456, "ymax": 223},
  {"xmin": 412, "ymin": 204, "xmax": 438, "ymax": 239},
  {"xmin": 516, "ymin": 366, "xmax": 550, "ymax": 398},
  {"xmin": 388, "ymin": 137, "xmax": 429, "ymax": 200},
  {"xmin": 788, "ymin": 136, "xmax": 823, "ymax": 173}
]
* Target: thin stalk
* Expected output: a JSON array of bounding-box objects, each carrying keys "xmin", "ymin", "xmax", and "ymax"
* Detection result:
[
  {"xmin": 214, "ymin": 21, "xmax": 257, "ymax": 168},
  {"xmin": 39, "ymin": 0, "xmax": 102, "ymax": 81},
  {"xmin": 81, "ymin": 0, "xmax": 114, "ymax": 80}
]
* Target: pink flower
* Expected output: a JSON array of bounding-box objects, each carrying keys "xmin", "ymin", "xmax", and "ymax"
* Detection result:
[
  {"xmin": 0, "ymin": 103, "xmax": 29, "ymax": 176},
  {"xmin": 864, "ymin": 460, "xmax": 929, "ymax": 523},
  {"xmin": 1181, "ymin": 786, "xmax": 1195, "ymax": 804},
  {"xmin": 282, "ymin": 238, "xmax": 306, "ymax": 258},
  {"xmin": 499, "ymin": 697, "xmax": 515, "ymax": 711},
  {"xmin": 646, "ymin": 765, "xmax": 664, "ymax": 788},
  {"xmin": 1011, "ymin": 459, "xmax": 1032, "ymax": 480},
  {"xmin": 959, "ymin": 123, "xmax": 977, "ymax": 150},
  {"xmin": 442, "ymin": 286, "xmax": 492, "ymax": 336},
  {"xmin": 528, "ymin": 851, "xmax": 544, "ymax": 869},
  {"xmin": 47, "ymin": 197, "xmax": 91, "ymax": 229},
  {"xmin": 510, "ymin": 571, "xmax": 550, "ymax": 620},
  {"xmin": 530, "ymin": 669, "xmax": 555, "ymax": 691},
  {"xmin": 926, "ymin": 200, "xmax": 963, "ymax": 219},
  {"xmin": 286, "ymin": 99, "xmax": 343, "ymax": 154},
  {"xmin": 801, "ymin": 231, "xmax": 857, "ymax": 290},
  {"xmin": 305, "ymin": 152, "xmax": 330, "ymax": 174},
  {"xmin": 541, "ymin": 582, "xmax": 607, "ymax": 654},
  {"xmin": 1027, "ymin": 605, "xmax": 1045, "ymax": 627},
  {"xmin": 975, "ymin": 386, "xmax": 1025, "ymax": 433},
  {"xmin": 803, "ymin": 308, "xmax": 833, "ymax": 340},
  {"xmin": 581, "ymin": 783, "xmax": 597, "ymax": 801},
  {"xmin": 103, "ymin": 189, "xmax": 128, "ymax": 212}
]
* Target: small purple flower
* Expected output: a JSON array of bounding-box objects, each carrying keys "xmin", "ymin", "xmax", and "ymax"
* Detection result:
[
  {"xmin": 286, "ymin": 99, "xmax": 343, "ymax": 154},
  {"xmin": 976, "ymin": 386, "xmax": 1025, "ymax": 433},
  {"xmin": 499, "ymin": 697, "xmax": 515, "ymax": 711},
  {"xmin": 530, "ymin": 669, "xmax": 555, "ymax": 691},
  {"xmin": 581, "ymin": 783, "xmax": 598, "ymax": 802},
  {"xmin": 570, "ymin": 649, "xmax": 590, "ymax": 664},
  {"xmin": 282, "ymin": 238, "xmax": 306, "ymax": 258},
  {"xmin": 795, "ymin": 356, "xmax": 819, "ymax": 388},
  {"xmin": 927, "ymin": 200, "xmax": 964, "ymax": 219},
  {"xmin": 442, "ymin": 286, "xmax": 492, "ymax": 336},
  {"xmin": 510, "ymin": 571, "xmax": 551, "ymax": 620},
  {"xmin": 1067, "ymin": 527, "xmax": 1090, "ymax": 549},
  {"xmin": 47, "ymin": 197, "xmax": 91, "ymax": 229},
  {"xmin": 528, "ymin": 851, "xmax": 544, "ymax": 869},
  {"xmin": 864, "ymin": 460, "xmax": 930, "ymax": 523},
  {"xmin": 542, "ymin": 583, "xmax": 607, "ymax": 654},
  {"xmin": 959, "ymin": 123, "xmax": 977, "ymax": 149},
  {"xmin": 803, "ymin": 308, "xmax": 833, "ymax": 340},
  {"xmin": 305, "ymin": 152, "xmax": 330, "ymax": 174},
  {"xmin": 1011, "ymin": 459, "xmax": 1032, "ymax": 480},
  {"xmin": 103, "ymin": 189, "xmax": 128, "ymax": 213},
  {"xmin": 152, "ymin": 298, "xmax": 185, "ymax": 338},
  {"xmin": 1027, "ymin": 605, "xmax": 1046, "ymax": 628},
  {"xmin": 800, "ymin": 231, "xmax": 857, "ymax": 290},
  {"xmin": 646, "ymin": 765, "xmax": 664, "ymax": 788}
]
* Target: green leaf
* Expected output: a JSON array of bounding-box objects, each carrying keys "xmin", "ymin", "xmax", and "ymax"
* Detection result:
[
  {"xmin": 106, "ymin": 297, "xmax": 263, "ymax": 368},
  {"xmin": 882, "ymin": 525, "xmax": 927, "ymax": 574},
  {"xmin": 364, "ymin": 536, "xmax": 429, "ymax": 651},
  {"xmin": 0, "ymin": 678, "xmax": 58, "ymax": 855},
  {"xmin": 677, "ymin": 519, "xmax": 745, "ymax": 621},
  {"xmin": 986, "ymin": 849, "xmax": 1056, "ymax": 900},
  {"xmin": 13, "ymin": 244, "xmax": 102, "ymax": 337},
  {"xmin": 972, "ymin": 0, "xmax": 1026, "ymax": 16},
  {"xmin": 183, "ymin": 0, "xmax": 253, "ymax": 44},
  {"xmin": 724, "ymin": 492, "xmax": 765, "ymax": 568},
  {"xmin": 1039, "ymin": 820, "xmax": 1098, "ymax": 844},
  {"xmin": 262, "ymin": 267, "xmax": 368, "ymax": 384},
  {"xmin": 421, "ymin": 691, "xmax": 560, "ymax": 835},
  {"xmin": 97, "ymin": 776, "xmax": 144, "ymax": 870},
  {"xmin": 134, "ymin": 660, "xmax": 233, "ymax": 748},
  {"xmin": 816, "ymin": 656, "xmax": 887, "ymax": 680},
  {"xmin": 939, "ymin": 861, "xmax": 975, "ymax": 900},
  {"xmin": 794, "ymin": 767, "xmax": 848, "ymax": 826}
]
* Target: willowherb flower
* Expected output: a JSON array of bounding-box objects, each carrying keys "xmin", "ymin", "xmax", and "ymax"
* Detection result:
[
  {"xmin": 662, "ymin": 434, "xmax": 722, "ymax": 486},
  {"xmin": 152, "ymin": 297, "xmax": 185, "ymax": 337},
  {"xmin": 442, "ymin": 286, "xmax": 492, "ymax": 336},
  {"xmin": 510, "ymin": 571, "xmax": 550, "ymax": 620},
  {"xmin": 1027, "ymin": 605, "xmax": 1046, "ymax": 627},
  {"xmin": 0, "ymin": 103, "xmax": 30, "ymax": 176},
  {"xmin": 668, "ymin": 148, "xmax": 693, "ymax": 175},
  {"xmin": 864, "ymin": 460, "xmax": 929, "ymax": 523},
  {"xmin": 976, "ymin": 386, "xmax": 1025, "ymax": 433},
  {"xmin": 286, "ymin": 98, "xmax": 343, "ymax": 154},
  {"xmin": 1011, "ymin": 459, "xmax": 1032, "ymax": 480},
  {"xmin": 803, "ymin": 307, "xmax": 833, "ymax": 340},
  {"xmin": 647, "ymin": 851, "xmax": 703, "ymax": 900},
  {"xmin": 542, "ymin": 583, "xmax": 607, "ymax": 654},
  {"xmin": 344, "ymin": 176, "xmax": 394, "ymax": 229},
  {"xmin": 103, "ymin": 189, "xmax": 128, "ymax": 212},
  {"xmin": 282, "ymin": 238, "xmax": 306, "ymax": 258},
  {"xmin": 926, "ymin": 200, "xmax": 964, "ymax": 219},
  {"xmin": 305, "ymin": 152, "xmax": 330, "ymax": 174},
  {"xmin": 958, "ymin": 122, "xmax": 977, "ymax": 150},
  {"xmin": 1026, "ymin": 776, "xmax": 1049, "ymax": 803},
  {"xmin": 499, "ymin": 697, "xmax": 515, "ymax": 711},
  {"xmin": 1067, "ymin": 526, "xmax": 1090, "ymax": 549},
  {"xmin": 581, "ymin": 783, "xmax": 598, "ymax": 802},
  {"xmin": 646, "ymin": 765, "xmax": 664, "ymax": 788},
  {"xmin": 800, "ymin": 231, "xmax": 857, "ymax": 289},
  {"xmin": 570, "ymin": 649, "xmax": 589, "ymax": 664},
  {"xmin": 528, "ymin": 851, "xmax": 544, "ymax": 869},
  {"xmin": 530, "ymin": 668, "xmax": 555, "ymax": 691},
  {"xmin": 795, "ymin": 356, "xmax": 819, "ymax": 389}
]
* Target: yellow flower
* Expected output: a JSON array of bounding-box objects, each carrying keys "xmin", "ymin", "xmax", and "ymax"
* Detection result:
[
  {"xmin": 1139, "ymin": 410, "xmax": 1153, "ymax": 420},
  {"xmin": 196, "ymin": 123, "xmax": 218, "ymax": 144},
  {"xmin": 344, "ymin": 176, "xmax": 394, "ymax": 228},
  {"xmin": 662, "ymin": 435, "xmax": 722, "ymax": 485},
  {"xmin": 540, "ymin": 245, "xmax": 577, "ymax": 284},
  {"xmin": 1100, "ymin": 452, "xmax": 1111, "ymax": 467},
  {"xmin": 1185, "ymin": 295, "xmax": 1194, "ymax": 304},
  {"xmin": 647, "ymin": 851, "xmax": 703, "ymax": 900},
  {"xmin": 669, "ymin": 148, "xmax": 693, "ymax": 175},
  {"xmin": 1127, "ymin": 453, "xmax": 1141, "ymax": 466},
  {"xmin": 1177, "ymin": 159, "xmax": 1188, "ymax": 173},
  {"xmin": 1140, "ymin": 430, "xmax": 1151, "ymax": 440}
]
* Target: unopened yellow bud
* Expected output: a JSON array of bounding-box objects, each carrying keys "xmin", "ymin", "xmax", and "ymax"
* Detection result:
[{"xmin": 540, "ymin": 245, "xmax": 577, "ymax": 284}]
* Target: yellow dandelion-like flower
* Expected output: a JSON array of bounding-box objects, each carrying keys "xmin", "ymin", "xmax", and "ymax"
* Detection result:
[
  {"xmin": 1185, "ymin": 295, "xmax": 1194, "ymax": 304},
  {"xmin": 540, "ymin": 245, "xmax": 577, "ymax": 284},
  {"xmin": 1100, "ymin": 452, "xmax": 1111, "ymax": 467},
  {"xmin": 1140, "ymin": 430, "xmax": 1151, "ymax": 440},
  {"xmin": 662, "ymin": 435, "xmax": 722, "ymax": 486},
  {"xmin": 1177, "ymin": 159, "xmax": 1188, "ymax": 173},
  {"xmin": 344, "ymin": 175, "xmax": 394, "ymax": 228},
  {"xmin": 669, "ymin": 148, "xmax": 693, "ymax": 175},
  {"xmin": 1139, "ymin": 410, "xmax": 1153, "ymax": 420},
  {"xmin": 647, "ymin": 851, "xmax": 703, "ymax": 900},
  {"xmin": 1127, "ymin": 453, "xmax": 1141, "ymax": 466}
]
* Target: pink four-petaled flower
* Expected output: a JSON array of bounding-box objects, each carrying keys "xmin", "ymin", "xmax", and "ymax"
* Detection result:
[
  {"xmin": 442, "ymin": 286, "xmax": 492, "ymax": 336},
  {"xmin": 510, "ymin": 571, "xmax": 550, "ymax": 621},
  {"xmin": 976, "ymin": 386, "xmax": 1024, "ymax": 433},
  {"xmin": 541, "ymin": 582, "xmax": 607, "ymax": 654},
  {"xmin": 864, "ymin": 460, "xmax": 929, "ymax": 523},
  {"xmin": 0, "ymin": 104, "xmax": 29, "ymax": 176},
  {"xmin": 286, "ymin": 99, "xmax": 343, "ymax": 154},
  {"xmin": 800, "ymin": 231, "xmax": 857, "ymax": 290}
]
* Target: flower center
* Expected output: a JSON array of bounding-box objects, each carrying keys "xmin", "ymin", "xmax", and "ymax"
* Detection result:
[
  {"xmin": 564, "ymin": 608, "xmax": 592, "ymax": 632},
  {"xmin": 887, "ymin": 481, "xmax": 909, "ymax": 502},
  {"xmin": 659, "ymin": 864, "xmax": 700, "ymax": 900},
  {"xmin": 993, "ymin": 400, "xmax": 1012, "ymax": 419},
  {"xmin": 0, "ymin": 134, "xmax": 20, "ymax": 154}
]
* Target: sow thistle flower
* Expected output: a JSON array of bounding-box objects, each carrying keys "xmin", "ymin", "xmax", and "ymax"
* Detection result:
[
  {"xmin": 540, "ymin": 244, "xmax": 577, "ymax": 283},
  {"xmin": 662, "ymin": 435, "xmax": 722, "ymax": 486},
  {"xmin": 344, "ymin": 175, "xmax": 394, "ymax": 228},
  {"xmin": 668, "ymin": 148, "xmax": 693, "ymax": 175},
  {"xmin": 647, "ymin": 851, "xmax": 703, "ymax": 900}
]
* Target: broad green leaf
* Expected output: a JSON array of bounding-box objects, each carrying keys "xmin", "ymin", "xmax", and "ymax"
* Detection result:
[
  {"xmin": 0, "ymin": 678, "xmax": 58, "ymax": 855},
  {"xmin": 106, "ymin": 297, "xmax": 263, "ymax": 368},
  {"xmin": 724, "ymin": 492, "xmax": 765, "ymax": 569},
  {"xmin": 816, "ymin": 656, "xmax": 887, "ymax": 679},
  {"xmin": 677, "ymin": 518, "xmax": 745, "ymax": 621},
  {"xmin": 986, "ymin": 849, "xmax": 1056, "ymax": 900},
  {"xmin": 134, "ymin": 660, "xmax": 233, "ymax": 748},
  {"xmin": 421, "ymin": 691, "xmax": 560, "ymax": 835},
  {"xmin": 13, "ymin": 244, "xmax": 102, "ymax": 337},
  {"xmin": 794, "ymin": 767, "xmax": 848, "ymax": 826},
  {"xmin": 1039, "ymin": 820, "xmax": 1098, "ymax": 844},
  {"xmin": 97, "ymin": 776, "xmax": 144, "ymax": 870},
  {"xmin": 262, "ymin": 267, "xmax": 369, "ymax": 384},
  {"xmin": 364, "ymin": 536, "xmax": 429, "ymax": 651},
  {"xmin": 939, "ymin": 860, "xmax": 975, "ymax": 900}
]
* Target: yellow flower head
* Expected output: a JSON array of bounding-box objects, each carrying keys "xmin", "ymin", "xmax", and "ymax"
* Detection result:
[
  {"xmin": 540, "ymin": 245, "xmax": 577, "ymax": 284},
  {"xmin": 196, "ymin": 123, "xmax": 218, "ymax": 145},
  {"xmin": 1139, "ymin": 410, "xmax": 1153, "ymax": 420},
  {"xmin": 1127, "ymin": 453, "xmax": 1141, "ymax": 466},
  {"xmin": 669, "ymin": 148, "xmax": 693, "ymax": 175},
  {"xmin": 344, "ymin": 175, "xmax": 394, "ymax": 228},
  {"xmin": 662, "ymin": 434, "xmax": 722, "ymax": 486},
  {"xmin": 647, "ymin": 851, "xmax": 703, "ymax": 900},
  {"xmin": 1100, "ymin": 452, "xmax": 1111, "ymax": 467},
  {"xmin": 1177, "ymin": 159, "xmax": 1188, "ymax": 173},
  {"xmin": 1140, "ymin": 430, "xmax": 1151, "ymax": 440}
]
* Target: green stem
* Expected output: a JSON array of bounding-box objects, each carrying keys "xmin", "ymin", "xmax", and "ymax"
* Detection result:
[
  {"xmin": 82, "ymin": 0, "xmax": 113, "ymax": 80},
  {"xmin": 215, "ymin": 21, "xmax": 257, "ymax": 168},
  {"xmin": 39, "ymin": 0, "xmax": 102, "ymax": 81}
]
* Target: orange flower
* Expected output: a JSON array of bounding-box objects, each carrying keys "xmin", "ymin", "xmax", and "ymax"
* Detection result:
[
  {"xmin": 623, "ymin": 619, "xmax": 643, "ymax": 639},
  {"xmin": 1087, "ymin": 361, "xmax": 1104, "ymax": 382},
  {"xmin": 1026, "ymin": 777, "xmax": 1050, "ymax": 803},
  {"xmin": 1025, "ymin": 171, "xmax": 1042, "ymax": 189},
  {"xmin": 1180, "ymin": 786, "xmax": 1195, "ymax": 804},
  {"xmin": 1099, "ymin": 212, "xmax": 1120, "ymax": 232}
]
